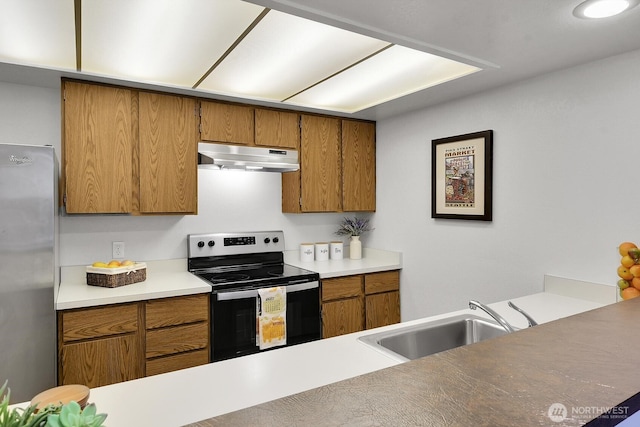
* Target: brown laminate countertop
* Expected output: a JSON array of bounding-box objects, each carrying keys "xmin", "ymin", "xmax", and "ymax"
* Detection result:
[{"xmin": 187, "ymin": 297, "xmax": 640, "ymax": 426}]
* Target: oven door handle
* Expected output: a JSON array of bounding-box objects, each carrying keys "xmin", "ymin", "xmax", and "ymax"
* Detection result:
[{"xmin": 216, "ymin": 281, "xmax": 319, "ymax": 301}]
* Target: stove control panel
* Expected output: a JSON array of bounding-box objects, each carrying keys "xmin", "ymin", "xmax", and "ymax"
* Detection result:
[{"xmin": 188, "ymin": 231, "xmax": 285, "ymax": 258}]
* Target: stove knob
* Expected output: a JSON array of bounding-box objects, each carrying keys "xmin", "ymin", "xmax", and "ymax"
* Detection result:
[
  {"xmin": 197, "ymin": 241, "xmax": 205, "ymax": 248},
  {"xmin": 208, "ymin": 240, "xmax": 215, "ymax": 247},
  {"xmin": 273, "ymin": 237, "xmax": 279, "ymax": 243},
  {"xmin": 264, "ymin": 238, "xmax": 271, "ymax": 244}
]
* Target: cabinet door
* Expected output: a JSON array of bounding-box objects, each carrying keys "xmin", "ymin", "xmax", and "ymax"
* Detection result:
[
  {"xmin": 255, "ymin": 109, "xmax": 299, "ymax": 149},
  {"xmin": 300, "ymin": 115, "xmax": 342, "ymax": 212},
  {"xmin": 342, "ymin": 120, "xmax": 376, "ymax": 212},
  {"xmin": 63, "ymin": 81, "xmax": 133, "ymax": 213},
  {"xmin": 138, "ymin": 92, "xmax": 198, "ymax": 214},
  {"xmin": 322, "ymin": 297, "xmax": 364, "ymax": 338},
  {"xmin": 366, "ymin": 291, "xmax": 401, "ymax": 330},
  {"xmin": 200, "ymin": 101, "xmax": 254, "ymax": 145},
  {"xmin": 59, "ymin": 334, "xmax": 141, "ymax": 387}
]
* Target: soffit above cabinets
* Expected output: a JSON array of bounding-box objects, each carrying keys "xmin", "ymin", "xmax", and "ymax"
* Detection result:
[{"xmin": 0, "ymin": 0, "xmax": 480, "ymax": 114}]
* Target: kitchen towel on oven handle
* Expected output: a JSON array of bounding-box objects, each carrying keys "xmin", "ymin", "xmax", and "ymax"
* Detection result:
[{"xmin": 257, "ymin": 286, "xmax": 287, "ymax": 349}]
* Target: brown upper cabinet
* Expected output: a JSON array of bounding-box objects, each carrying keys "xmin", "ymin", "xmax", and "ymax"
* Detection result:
[
  {"xmin": 199, "ymin": 101, "xmax": 254, "ymax": 145},
  {"xmin": 342, "ymin": 120, "xmax": 376, "ymax": 212},
  {"xmin": 63, "ymin": 81, "xmax": 133, "ymax": 214},
  {"xmin": 62, "ymin": 80, "xmax": 198, "ymax": 215},
  {"xmin": 282, "ymin": 116, "xmax": 376, "ymax": 213},
  {"xmin": 138, "ymin": 92, "xmax": 198, "ymax": 214},
  {"xmin": 255, "ymin": 108, "xmax": 300, "ymax": 149},
  {"xmin": 199, "ymin": 102, "xmax": 300, "ymax": 150}
]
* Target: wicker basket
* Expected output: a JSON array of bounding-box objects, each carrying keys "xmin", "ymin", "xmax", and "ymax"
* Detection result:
[{"xmin": 86, "ymin": 263, "xmax": 147, "ymax": 288}]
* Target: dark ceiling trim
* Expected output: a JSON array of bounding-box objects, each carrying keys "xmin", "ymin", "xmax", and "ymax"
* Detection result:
[
  {"xmin": 193, "ymin": 8, "xmax": 271, "ymax": 89},
  {"xmin": 281, "ymin": 43, "xmax": 394, "ymax": 103},
  {"xmin": 74, "ymin": 0, "xmax": 81, "ymax": 71}
]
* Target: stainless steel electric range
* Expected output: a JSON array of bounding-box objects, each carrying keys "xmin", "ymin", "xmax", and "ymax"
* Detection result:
[{"xmin": 187, "ymin": 231, "xmax": 321, "ymax": 362}]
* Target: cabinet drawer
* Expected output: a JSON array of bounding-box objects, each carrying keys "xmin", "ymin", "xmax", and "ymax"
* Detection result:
[
  {"xmin": 146, "ymin": 322, "xmax": 209, "ymax": 359},
  {"xmin": 146, "ymin": 294, "xmax": 209, "ymax": 329},
  {"xmin": 322, "ymin": 275, "xmax": 363, "ymax": 302},
  {"xmin": 60, "ymin": 303, "xmax": 139, "ymax": 342},
  {"xmin": 365, "ymin": 270, "xmax": 400, "ymax": 295},
  {"xmin": 146, "ymin": 349, "xmax": 209, "ymax": 377}
]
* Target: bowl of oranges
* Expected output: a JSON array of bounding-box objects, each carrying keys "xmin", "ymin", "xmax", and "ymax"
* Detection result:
[{"xmin": 617, "ymin": 242, "xmax": 640, "ymax": 300}]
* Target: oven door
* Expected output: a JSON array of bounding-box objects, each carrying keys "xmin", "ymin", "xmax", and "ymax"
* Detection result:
[{"xmin": 211, "ymin": 281, "xmax": 320, "ymax": 362}]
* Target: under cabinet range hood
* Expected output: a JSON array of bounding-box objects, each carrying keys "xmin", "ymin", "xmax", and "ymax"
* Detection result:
[{"xmin": 198, "ymin": 142, "xmax": 299, "ymax": 172}]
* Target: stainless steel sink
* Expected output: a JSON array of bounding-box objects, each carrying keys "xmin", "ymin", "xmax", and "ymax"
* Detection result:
[{"xmin": 358, "ymin": 314, "xmax": 509, "ymax": 361}]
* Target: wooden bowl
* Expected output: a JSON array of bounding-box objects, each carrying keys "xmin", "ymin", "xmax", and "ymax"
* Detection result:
[{"xmin": 30, "ymin": 384, "xmax": 90, "ymax": 411}]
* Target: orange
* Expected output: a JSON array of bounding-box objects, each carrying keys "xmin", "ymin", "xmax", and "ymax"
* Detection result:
[
  {"xmin": 107, "ymin": 260, "xmax": 121, "ymax": 268},
  {"xmin": 632, "ymin": 277, "xmax": 640, "ymax": 291},
  {"xmin": 621, "ymin": 287, "xmax": 640, "ymax": 300},
  {"xmin": 619, "ymin": 242, "xmax": 638, "ymax": 257},
  {"xmin": 621, "ymin": 255, "xmax": 636, "ymax": 268},
  {"xmin": 618, "ymin": 265, "xmax": 634, "ymax": 281},
  {"xmin": 630, "ymin": 265, "xmax": 640, "ymax": 278}
]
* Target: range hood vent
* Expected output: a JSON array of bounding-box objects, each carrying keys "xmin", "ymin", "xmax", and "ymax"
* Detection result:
[{"xmin": 198, "ymin": 142, "xmax": 299, "ymax": 173}]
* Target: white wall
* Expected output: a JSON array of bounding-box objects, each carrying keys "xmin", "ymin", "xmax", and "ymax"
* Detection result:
[
  {"xmin": 2, "ymin": 48, "xmax": 638, "ymax": 322},
  {"xmin": 370, "ymin": 48, "xmax": 640, "ymax": 320}
]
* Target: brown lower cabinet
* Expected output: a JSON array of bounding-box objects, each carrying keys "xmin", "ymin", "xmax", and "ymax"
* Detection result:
[
  {"xmin": 321, "ymin": 270, "xmax": 400, "ymax": 339},
  {"xmin": 57, "ymin": 293, "xmax": 210, "ymax": 388}
]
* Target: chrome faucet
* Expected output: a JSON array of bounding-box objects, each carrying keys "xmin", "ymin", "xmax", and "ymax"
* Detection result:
[
  {"xmin": 469, "ymin": 300, "xmax": 517, "ymax": 333},
  {"xmin": 507, "ymin": 301, "xmax": 538, "ymax": 327},
  {"xmin": 468, "ymin": 300, "xmax": 538, "ymax": 333}
]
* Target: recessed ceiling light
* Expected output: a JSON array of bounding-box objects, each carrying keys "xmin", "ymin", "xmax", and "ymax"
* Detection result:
[{"xmin": 573, "ymin": 0, "xmax": 640, "ymax": 19}]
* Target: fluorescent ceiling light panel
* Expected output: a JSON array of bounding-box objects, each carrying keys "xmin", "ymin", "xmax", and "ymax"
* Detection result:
[
  {"xmin": 0, "ymin": 0, "xmax": 483, "ymax": 113},
  {"xmin": 82, "ymin": 0, "xmax": 264, "ymax": 87},
  {"xmin": 286, "ymin": 45, "xmax": 480, "ymax": 113},
  {"xmin": 0, "ymin": 0, "xmax": 75, "ymax": 70},
  {"xmin": 197, "ymin": 9, "xmax": 390, "ymax": 102}
]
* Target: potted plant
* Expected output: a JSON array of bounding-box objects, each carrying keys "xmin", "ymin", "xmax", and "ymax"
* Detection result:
[
  {"xmin": 335, "ymin": 217, "xmax": 373, "ymax": 260},
  {"xmin": 0, "ymin": 381, "xmax": 107, "ymax": 427}
]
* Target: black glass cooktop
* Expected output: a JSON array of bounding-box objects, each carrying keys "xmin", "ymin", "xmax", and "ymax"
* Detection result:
[{"xmin": 193, "ymin": 263, "xmax": 319, "ymax": 290}]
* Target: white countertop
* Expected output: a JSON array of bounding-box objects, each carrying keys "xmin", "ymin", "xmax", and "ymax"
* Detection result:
[
  {"xmin": 56, "ymin": 259, "xmax": 211, "ymax": 310},
  {"xmin": 69, "ymin": 291, "xmax": 603, "ymax": 426},
  {"xmin": 57, "ymin": 248, "xmax": 402, "ymax": 310},
  {"xmin": 284, "ymin": 247, "xmax": 402, "ymax": 278}
]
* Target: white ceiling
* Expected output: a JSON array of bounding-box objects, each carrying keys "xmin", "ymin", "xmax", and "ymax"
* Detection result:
[{"xmin": 1, "ymin": 0, "xmax": 639, "ymax": 121}]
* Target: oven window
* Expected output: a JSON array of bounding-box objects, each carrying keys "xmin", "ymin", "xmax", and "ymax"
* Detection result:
[{"xmin": 212, "ymin": 297, "xmax": 258, "ymax": 361}]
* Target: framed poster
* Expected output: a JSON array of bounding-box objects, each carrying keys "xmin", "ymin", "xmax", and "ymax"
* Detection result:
[{"xmin": 431, "ymin": 130, "xmax": 493, "ymax": 221}]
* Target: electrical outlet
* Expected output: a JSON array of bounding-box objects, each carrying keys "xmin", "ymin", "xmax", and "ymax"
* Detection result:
[{"xmin": 112, "ymin": 241, "xmax": 125, "ymax": 259}]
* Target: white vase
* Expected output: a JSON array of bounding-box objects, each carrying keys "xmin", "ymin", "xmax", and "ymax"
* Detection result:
[{"xmin": 350, "ymin": 236, "xmax": 362, "ymax": 260}]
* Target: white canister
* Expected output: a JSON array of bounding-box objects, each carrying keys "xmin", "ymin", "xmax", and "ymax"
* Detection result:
[
  {"xmin": 315, "ymin": 242, "xmax": 329, "ymax": 261},
  {"xmin": 330, "ymin": 241, "xmax": 344, "ymax": 260},
  {"xmin": 300, "ymin": 243, "xmax": 315, "ymax": 262}
]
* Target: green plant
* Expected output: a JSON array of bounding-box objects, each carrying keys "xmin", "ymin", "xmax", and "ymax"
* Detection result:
[
  {"xmin": 0, "ymin": 382, "xmax": 106, "ymax": 427},
  {"xmin": 335, "ymin": 217, "xmax": 374, "ymax": 237},
  {"xmin": 45, "ymin": 402, "xmax": 106, "ymax": 427},
  {"xmin": 0, "ymin": 381, "xmax": 52, "ymax": 427}
]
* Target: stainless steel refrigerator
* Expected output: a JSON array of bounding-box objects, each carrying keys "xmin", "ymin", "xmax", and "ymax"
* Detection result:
[{"xmin": 0, "ymin": 143, "xmax": 58, "ymax": 404}]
